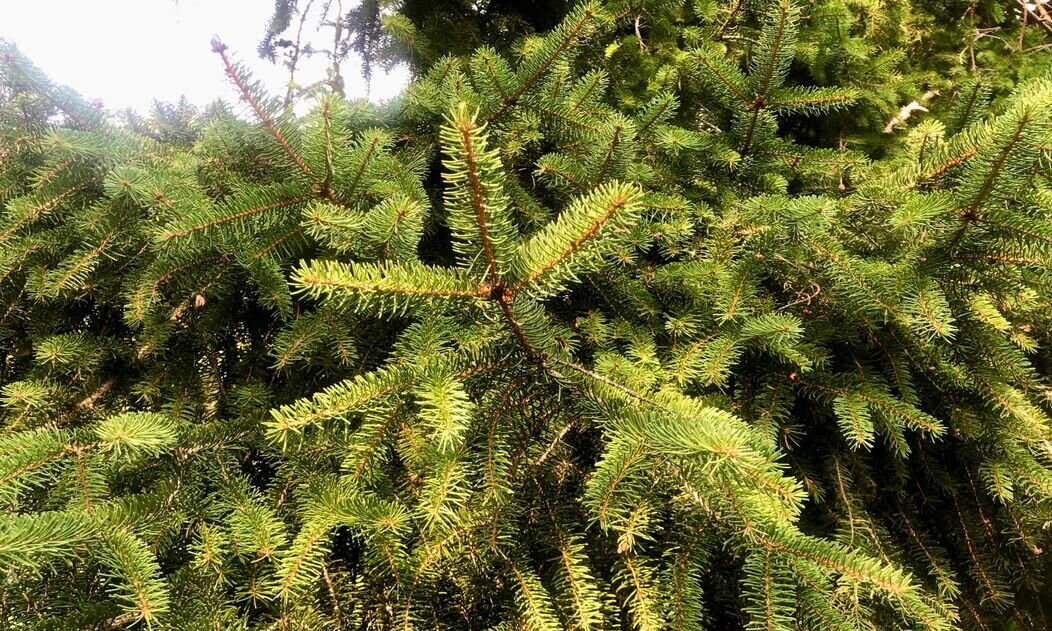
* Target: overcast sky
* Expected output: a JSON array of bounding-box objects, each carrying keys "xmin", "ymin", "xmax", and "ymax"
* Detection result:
[{"xmin": 0, "ymin": 0, "xmax": 411, "ymax": 114}]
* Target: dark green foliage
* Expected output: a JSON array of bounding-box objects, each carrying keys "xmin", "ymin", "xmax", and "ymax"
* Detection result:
[{"xmin": 0, "ymin": 1, "xmax": 1051, "ymax": 629}]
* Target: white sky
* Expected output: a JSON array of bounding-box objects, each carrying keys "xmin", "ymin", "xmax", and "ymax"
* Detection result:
[{"xmin": 0, "ymin": 0, "xmax": 411, "ymax": 114}]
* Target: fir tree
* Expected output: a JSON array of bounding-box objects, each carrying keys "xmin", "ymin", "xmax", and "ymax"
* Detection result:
[{"xmin": 0, "ymin": 1, "xmax": 1050, "ymax": 629}]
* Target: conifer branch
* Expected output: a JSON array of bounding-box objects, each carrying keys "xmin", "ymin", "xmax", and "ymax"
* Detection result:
[
  {"xmin": 948, "ymin": 114, "xmax": 1031, "ymax": 252},
  {"xmin": 511, "ymin": 182, "xmax": 640, "ymax": 296},
  {"xmin": 593, "ymin": 441, "xmax": 648, "ymax": 523},
  {"xmin": 0, "ymin": 48, "xmax": 96, "ymax": 130},
  {"xmin": 251, "ymin": 224, "xmax": 305, "ymax": 262},
  {"xmin": 0, "ymin": 511, "xmax": 92, "ymax": 568},
  {"xmin": 477, "ymin": 49, "xmax": 511, "ymax": 103},
  {"xmin": 531, "ymin": 102, "xmax": 603, "ymax": 134},
  {"xmin": 949, "ymin": 494, "xmax": 1000, "ymax": 602},
  {"xmin": 803, "ymin": 379, "xmax": 945, "ymax": 435},
  {"xmin": 753, "ymin": 1, "xmax": 792, "ymax": 102},
  {"xmin": 693, "ymin": 48, "xmax": 752, "ymax": 107},
  {"xmin": 212, "ymin": 39, "xmax": 315, "ymax": 180},
  {"xmin": 741, "ymin": 114, "xmax": 763, "ymax": 159},
  {"xmin": 497, "ymin": 296, "xmax": 542, "ymax": 362},
  {"xmin": 961, "ymin": 115, "xmax": 1030, "ymax": 219},
  {"xmin": 484, "ymin": 5, "xmax": 599, "ymax": 123},
  {"xmin": 320, "ymin": 97, "xmax": 334, "ymax": 193},
  {"xmin": 634, "ymin": 93, "xmax": 677, "ymax": 136},
  {"xmin": 149, "ymin": 254, "xmax": 225, "ymax": 296},
  {"xmin": 157, "ymin": 193, "xmax": 313, "ymax": 241},
  {"xmin": 570, "ymin": 71, "xmax": 605, "ymax": 110},
  {"xmin": 536, "ymin": 158, "xmax": 589, "ymax": 193},
  {"xmin": 0, "ymin": 176, "xmax": 98, "ymax": 241},
  {"xmin": 277, "ymin": 519, "xmax": 334, "ymax": 599},
  {"xmin": 457, "ymin": 116, "xmax": 500, "ymax": 281},
  {"xmin": 896, "ymin": 502, "xmax": 960, "ymax": 598},
  {"xmin": 593, "ymin": 119, "xmax": 625, "ymax": 186},
  {"xmin": 740, "ymin": 7, "xmax": 791, "ymax": 154},
  {"xmin": 44, "ymin": 227, "xmax": 118, "ymax": 295},
  {"xmin": 0, "ymin": 444, "xmax": 70, "ymax": 488},
  {"xmin": 295, "ymin": 260, "xmax": 485, "ymax": 303},
  {"xmin": 765, "ymin": 87, "xmax": 859, "ymax": 113},
  {"xmin": 441, "ymin": 105, "xmax": 519, "ymax": 278},
  {"xmin": 921, "ymin": 148, "xmax": 979, "ymax": 183},
  {"xmin": 953, "ymin": 80, "xmax": 986, "ymax": 131},
  {"xmin": 32, "ymin": 157, "xmax": 74, "ymax": 188},
  {"xmin": 344, "ymin": 133, "xmax": 381, "ymax": 200},
  {"xmin": 75, "ymin": 378, "xmax": 115, "ymax": 410}
]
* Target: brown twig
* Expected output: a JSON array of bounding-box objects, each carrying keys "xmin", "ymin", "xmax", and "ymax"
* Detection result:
[
  {"xmin": 717, "ymin": 0, "xmax": 744, "ymax": 39},
  {"xmin": 1019, "ymin": 0, "xmax": 1052, "ymax": 36}
]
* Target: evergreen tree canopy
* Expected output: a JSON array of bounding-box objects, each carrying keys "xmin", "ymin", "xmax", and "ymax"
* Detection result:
[{"xmin": 1, "ymin": 1, "xmax": 1051, "ymax": 629}]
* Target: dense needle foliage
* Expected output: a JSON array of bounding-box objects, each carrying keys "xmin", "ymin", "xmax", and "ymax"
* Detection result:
[{"xmin": 1, "ymin": 1, "xmax": 1051, "ymax": 629}]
